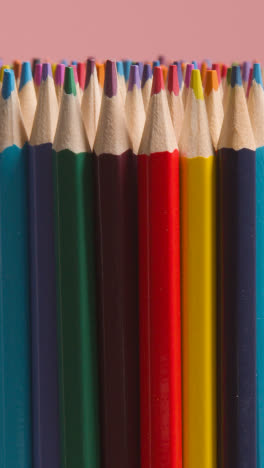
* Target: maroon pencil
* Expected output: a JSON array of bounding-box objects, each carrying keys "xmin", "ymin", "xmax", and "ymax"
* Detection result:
[{"xmin": 93, "ymin": 60, "xmax": 140, "ymax": 468}]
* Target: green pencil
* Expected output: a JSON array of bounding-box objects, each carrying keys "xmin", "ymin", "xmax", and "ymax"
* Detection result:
[{"xmin": 53, "ymin": 66, "xmax": 100, "ymax": 468}]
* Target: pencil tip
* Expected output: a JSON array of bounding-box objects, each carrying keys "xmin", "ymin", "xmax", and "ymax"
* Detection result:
[
  {"xmin": 42, "ymin": 63, "xmax": 52, "ymax": 82},
  {"xmin": 116, "ymin": 61, "xmax": 124, "ymax": 77},
  {"xmin": 212, "ymin": 63, "xmax": 221, "ymax": 83},
  {"xmin": 252, "ymin": 63, "xmax": 263, "ymax": 86},
  {"xmin": 184, "ymin": 64, "xmax": 194, "ymax": 88},
  {"xmin": 173, "ymin": 61, "xmax": 183, "ymax": 89},
  {"xmin": 71, "ymin": 65, "xmax": 78, "ymax": 84},
  {"xmin": 221, "ymin": 64, "xmax": 227, "ymax": 78},
  {"xmin": 231, "ymin": 66, "xmax": 242, "ymax": 88},
  {"xmin": 242, "ymin": 61, "xmax": 251, "ymax": 82},
  {"xmin": 104, "ymin": 60, "xmax": 118, "ymax": 98},
  {"xmin": 2, "ymin": 69, "xmax": 15, "ymax": 100},
  {"xmin": 127, "ymin": 65, "xmax": 140, "ymax": 91},
  {"xmin": 167, "ymin": 65, "xmax": 179, "ymax": 95},
  {"xmin": 226, "ymin": 67, "xmax": 232, "ymax": 85},
  {"xmin": 204, "ymin": 70, "xmax": 219, "ymax": 96},
  {"xmin": 141, "ymin": 64, "xmax": 152, "ymax": 88},
  {"xmin": 151, "ymin": 66, "xmax": 165, "ymax": 95},
  {"xmin": 192, "ymin": 60, "xmax": 198, "ymax": 69},
  {"xmin": 123, "ymin": 59, "xmax": 132, "ymax": 82},
  {"xmin": 34, "ymin": 63, "xmax": 42, "ymax": 86},
  {"xmin": 190, "ymin": 69, "xmax": 204, "ymax": 100},
  {"xmin": 152, "ymin": 60, "xmax": 160, "ymax": 70},
  {"xmin": 63, "ymin": 66, "xmax": 76, "ymax": 95},
  {"xmin": 19, "ymin": 61, "xmax": 33, "ymax": 91},
  {"xmin": 0, "ymin": 65, "xmax": 10, "ymax": 83},
  {"xmin": 55, "ymin": 64, "xmax": 65, "ymax": 86},
  {"xmin": 13, "ymin": 60, "xmax": 22, "ymax": 80},
  {"xmin": 136, "ymin": 61, "xmax": 143, "ymax": 79},
  {"xmin": 77, "ymin": 62, "xmax": 86, "ymax": 90},
  {"xmin": 85, "ymin": 58, "xmax": 96, "ymax": 88}
]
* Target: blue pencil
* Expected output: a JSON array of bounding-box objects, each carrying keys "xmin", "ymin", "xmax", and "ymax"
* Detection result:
[
  {"xmin": 248, "ymin": 62, "xmax": 264, "ymax": 468},
  {"xmin": 0, "ymin": 69, "xmax": 32, "ymax": 468}
]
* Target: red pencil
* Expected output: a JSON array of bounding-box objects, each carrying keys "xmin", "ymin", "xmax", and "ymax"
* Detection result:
[{"xmin": 138, "ymin": 66, "xmax": 182, "ymax": 468}]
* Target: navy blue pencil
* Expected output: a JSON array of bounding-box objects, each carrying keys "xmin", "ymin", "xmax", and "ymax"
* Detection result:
[
  {"xmin": 218, "ymin": 65, "xmax": 256, "ymax": 468},
  {"xmin": 28, "ymin": 63, "xmax": 60, "ymax": 468}
]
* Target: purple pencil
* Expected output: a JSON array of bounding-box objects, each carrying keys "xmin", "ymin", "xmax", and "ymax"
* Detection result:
[{"xmin": 28, "ymin": 63, "xmax": 60, "ymax": 468}]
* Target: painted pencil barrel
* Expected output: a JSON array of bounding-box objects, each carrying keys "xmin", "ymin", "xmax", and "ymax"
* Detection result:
[
  {"xmin": 181, "ymin": 155, "xmax": 217, "ymax": 468},
  {"xmin": 53, "ymin": 149, "xmax": 100, "ymax": 468},
  {"xmin": 138, "ymin": 150, "xmax": 182, "ymax": 468},
  {"xmin": 257, "ymin": 146, "xmax": 264, "ymax": 466},
  {"xmin": 0, "ymin": 144, "xmax": 32, "ymax": 468},
  {"xmin": 28, "ymin": 143, "xmax": 60, "ymax": 468},
  {"xmin": 218, "ymin": 148, "xmax": 256, "ymax": 468},
  {"xmin": 95, "ymin": 150, "xmax": 140, "ymax": 468}
]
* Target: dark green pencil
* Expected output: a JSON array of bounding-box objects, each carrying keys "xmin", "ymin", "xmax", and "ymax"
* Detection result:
[{"xmin": 53, "ymin": 66, "xmax": 100, "ymax": 468}]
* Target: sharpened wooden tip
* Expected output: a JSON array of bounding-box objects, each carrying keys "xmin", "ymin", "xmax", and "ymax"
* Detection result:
[
  {"xmin": 190, "ymin": 69, "xmax": 204, "ymax": 100},
  {"xmin": 64, "ymin": 66, "xmax": 76, "ymax": 95},
  {"xmin": 151, "ymin": 66, "xmax": 165, "ymax": 95},
  {"xmin": 204, "ymin": 70, "xmax": 219, "ymax": 96}
]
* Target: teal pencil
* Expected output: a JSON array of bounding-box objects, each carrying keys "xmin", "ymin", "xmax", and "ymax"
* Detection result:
[
  {"xmin": 248, "ymin": 62, "xmax": 264, "ymax": 468},
  {"xmin": 0, "ymin": 70, "xmax": 32, "ymax": 468}
]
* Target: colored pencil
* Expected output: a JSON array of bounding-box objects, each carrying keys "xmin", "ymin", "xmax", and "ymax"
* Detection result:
[
  {"xmin": 223, "ymin": 66, "xmax": 231, "ymax": 112},
  {"xmin": 72, "ymin": 64, "xmax": 81, "ymax": 102},
  {"xmin": 221, "ymin": 64, "xmax": 227, "ymax": 95},
  {"xmin": 77, "ymin": 61, "xmax": 86, "ymax": 93},
  {"xmin": 0, "ymin": 65, "xmax": 10, "ymax": 89},
  {"xmin": 152, "ymin": 59, "xmax": 160, "ymax": 69},
  {"xmin": 179, "ymin": 69, "xmax": 217, "ymax": 468},
  {"xmin": 242, "ymin": 61, "xmax": 251, "ymax": 93},
  {"xmin": 167, "ymin": 64, "xmax": 184, "ymax": 141},
  {"xmin": 138, "ymin": 65, "xmax": 182, "ymax": 468},
  {"xmin": 173, "ymin": 61, "xmax": 184, "ymax": 94},
  {"xmin": 116, "ymin": 60, "xmax": 127, "ymax": 102},
  {"xmin": 141, "ymin": 63, "xmax": 152, "ymax": 112},
  {"xmin": 192, "ymin": 60, "xmax": 198, "ymax": 69},
  {"xmin": 212, "ymin": 63, "xmax": 223, "ymax": 98},
  {"xmin": 93, "ymin": 59, "xmax": 140, "ymax": 468},
  {"xmin": 13, "ymin": 59, "xmax": 22, "ymax": 87},
  {"xmin": 28, "ymin": 63, "xmax": 60, "ymax": 468},
  {"xmin": 182, "ymin": 63, "xmax": 193, "ymax": 108},
  {"xmin": 51, "ymin": 63, "xmax": 57, "ymax": 77},
  {"xmin": 246, "ymin": 67, "xmax": 253, "ymax": 98},
  {"xmin": 201, "ymin": 61, "xmax": 208, "ymax": 86},
  {"xmin": 136, "ymin": 61, "xmax": 144, "ymax": 80},
  {"xmin": 218, "ymin": 65, "xmax": 256, "ymax": 468},
  {"xmin": 81, "ymin": 58, "xmax": 101, "ymax": 149},
  {"xmin": 247, "ymin": 62, "xmax": 264, "ymax": 468},
  {"xmin": 53, "ymin": 66, "xmax": 100, "ymax": 468},
  {"xmin": 123, "ymin": 59, "xmax": 132, "ymax": 82},
  {"xmin": 125, "ymin": 64, "xmax": 145, "ymax": 154},
  {"xmin": 158, "ymin": 54, "xmax": 166, "ymax": 65},
  {"xmin": 19, "ymin": 61, "xmax": 37, "ymax": 136},
  {"xmin": 34, "ymin": 62, "xmax": 42, "ymax": 99},
  {"xmin": 54, "ymin": 63, "xmax": 65, "ymax": 105},
  {"xmin": 0, "ymin": 69, "xmax": 32, "ymax": 468},
  {"xmin": 181, "ymin": 61, "xmax": 187, "ymax": 80},
  {"xmin": 96, "ymin": 62, "xmax": 105, "ymax": 94},
  {"xmin": 32, "ymin": 58, "xmax": 41, "ymax": 75},
  {"xmin": 204, "ymin": 69, "xmax": 224, "ymax": 150}
]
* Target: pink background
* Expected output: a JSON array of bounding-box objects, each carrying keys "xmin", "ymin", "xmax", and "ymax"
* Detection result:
[{"xmin": 3, "ymin": 0, "xmax": 261, "ymax": 64}]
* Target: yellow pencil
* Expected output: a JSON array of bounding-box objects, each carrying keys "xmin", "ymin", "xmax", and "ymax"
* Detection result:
[{"xmin": 179, "ymin": 69, "xmax": 217, "ymax": 468}]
